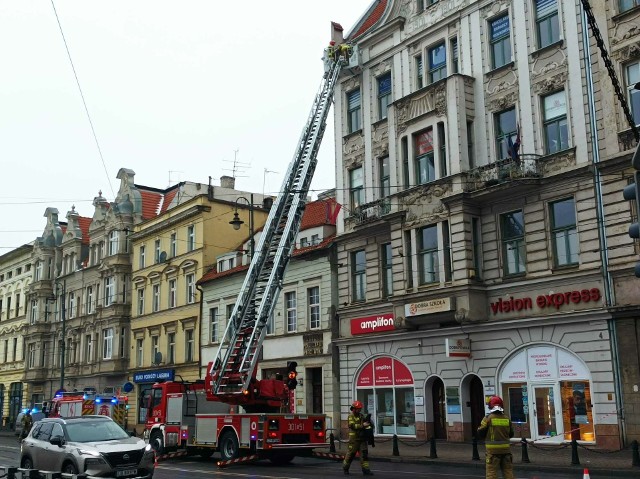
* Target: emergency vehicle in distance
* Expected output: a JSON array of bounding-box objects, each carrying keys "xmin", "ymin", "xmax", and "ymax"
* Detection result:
[
  {"xmin": 48, "ymin": 391, "xmax": 129, "ymax": 429},
  {"xmin": 143, "ymin": 36, "xmax": 356, "ymax": 466}
]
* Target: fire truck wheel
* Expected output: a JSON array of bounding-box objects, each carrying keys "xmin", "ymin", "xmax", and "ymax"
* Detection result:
[
  {"xmin": 219, "ymin": 430, "xmax": 239, "ymax": 461},
  {"xmin": 150, "ymin": 431, "xmax": 165, "ymax": 455},
  {"xmin": 269, "ymin": 454, "xmax": 294, "ymax": 465}
]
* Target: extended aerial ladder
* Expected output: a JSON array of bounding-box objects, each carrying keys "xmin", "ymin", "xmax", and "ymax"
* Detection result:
[{"xmin": 208, "ymin": 49, "xmax": 348, "ymax": 404}]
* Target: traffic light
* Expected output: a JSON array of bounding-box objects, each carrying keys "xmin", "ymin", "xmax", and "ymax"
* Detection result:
[
  {"xmin": 623, "ymin": 143, "xmax": 640, "ymax": 277},
  {"xmin": 286, "ymin": 361, "xmax": 298, "ymax": 390}
]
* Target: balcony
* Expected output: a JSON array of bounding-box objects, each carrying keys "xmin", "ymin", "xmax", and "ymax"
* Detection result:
[
  {"xmin": 464, "ymin": 154, "xmax": 542, "ymax": 193},
  {"xmin": 349, "ymin": 198, "xmax": 391, "ymax": 226}
]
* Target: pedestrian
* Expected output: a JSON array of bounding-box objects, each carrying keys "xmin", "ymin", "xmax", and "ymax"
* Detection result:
[
  {"xmin": 477, "ymin": 396, "xmax": 514, "ymax": 479},
  {"xmin": 19, "ymin": 410, "xmax": 33, "ymax": 441},
  {"xmin": 342, "ymin": 400, "xmax": 374, "ymax": 476}
]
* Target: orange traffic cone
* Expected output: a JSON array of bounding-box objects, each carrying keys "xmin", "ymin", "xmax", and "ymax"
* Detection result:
[{"xmin": 583, "ymin": 468, "xmax": 590, "ymax": 479}]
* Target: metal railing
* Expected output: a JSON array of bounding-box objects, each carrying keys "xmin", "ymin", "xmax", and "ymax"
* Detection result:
[
  {"xmin": 350, "ymin": 198, "xmax": 391, "ymax": 226},
  {"xmin": 464, "ymin": 154, "xmax": 542, "ymax": 192}
]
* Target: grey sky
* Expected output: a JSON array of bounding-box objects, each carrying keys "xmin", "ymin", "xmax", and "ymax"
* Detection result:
[{"xmin": 0, "ymin": 0, "xmax": 369, "ymax": 251}]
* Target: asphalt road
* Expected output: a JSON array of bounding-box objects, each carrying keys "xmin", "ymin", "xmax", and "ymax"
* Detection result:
[{"xmin": 0, "ymin": 435, "xmax": 622, "ymax": 479}]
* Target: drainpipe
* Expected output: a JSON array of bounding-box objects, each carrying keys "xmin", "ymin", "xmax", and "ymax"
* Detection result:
[{"xmin": 581, "ymin": 6, "xmax": 625, "ymax": 445}]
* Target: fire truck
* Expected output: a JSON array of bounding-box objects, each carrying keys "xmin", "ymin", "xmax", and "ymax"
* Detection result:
[
  {"xmin": 144, "ymin": 39, "xmax": 355, "ymax": 465},
  {"xmin": 48, "ymin": 391, "xmax": 129, "ymax": 429}
]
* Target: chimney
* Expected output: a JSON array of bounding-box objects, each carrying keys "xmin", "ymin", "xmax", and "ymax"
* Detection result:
[{"xmin": 220, "ymin": 176, "xmax": 236, "ymax": 189}]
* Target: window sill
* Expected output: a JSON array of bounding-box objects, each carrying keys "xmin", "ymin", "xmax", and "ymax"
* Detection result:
[
  {"xmin": 501, "ymin": 272, "xmax": 526, "ymax": 282},
  {"xmin": 612, "ymin": 5, "xmax": 640, "ymax": 22},
  {"xmin": 485, "ymin": 61, "xmax": 515, "ymax": 78},
  {"xmin": 372, "ymin": 117, "xmax": 388, "ymax": 128},
  {"xmin": 343, "ymin": 129, "xmax": 363, "ymax": 140},
  {"xmin": 551, "ymin": 263, "xmax": 580, "ymax": 273},
  {"xmin": 531, "ymin": 39, "xmax": 564, "ymax": 59}
]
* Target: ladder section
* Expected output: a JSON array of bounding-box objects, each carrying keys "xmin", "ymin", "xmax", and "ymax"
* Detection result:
[{"xmin": 209, "ymin": 57, "xmax": 344, "ymax": 399}]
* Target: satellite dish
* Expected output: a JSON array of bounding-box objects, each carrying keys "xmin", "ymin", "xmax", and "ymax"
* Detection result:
[
  {"xmin": 154, "ymin": 351, "xmax": 163, "ymax": 364},
  {"xmin": 159, "ymin": 251, "xmax": 168, "ymax": 263}
]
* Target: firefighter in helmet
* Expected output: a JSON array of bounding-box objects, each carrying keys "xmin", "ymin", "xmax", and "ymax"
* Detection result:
[
  {"xmin": 342, "ymin": 400, "xmax": 374, "ymax": 476},
  {"xmin": 477, "ymin": 396, "xmax": 515, "ymax": 479}
]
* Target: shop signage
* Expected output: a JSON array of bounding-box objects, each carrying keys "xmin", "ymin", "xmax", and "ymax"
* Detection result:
[
  {"xmin": 356, "ymin": 357, "xmax": 414, "ymax": 387},
  {"xmin": 500, "ymin": 346, "xmax": 589, "ymax": 382},
  {"xmin": 445, "ymin": 338, "xmax": 471, "ymax": 357},
  {"xmin": 490, "ymin": 288, "xmax": 601, "ymax": 315},
  {"xmin": 133, "ymin": 368, "xmax": 175, "ymax": 383},
  {"xmin": 351, "ymin": 313, "xmax": 395, "ymax": 335},
  {"xmin": 405, "ymin": 297, "xmax": 452, "ymax": 317},
  {"xmin": 303, "ymin": 332, "xmax": 324, "ymax": 356}
]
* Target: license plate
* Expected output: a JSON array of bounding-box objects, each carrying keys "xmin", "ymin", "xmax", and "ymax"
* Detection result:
[{"xmin": 116, "ymin": 469, "xmax": 137, "ymax": 477}]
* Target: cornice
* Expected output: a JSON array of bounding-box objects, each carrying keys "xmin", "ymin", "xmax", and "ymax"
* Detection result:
[{"xmin": 130, "ymin": 205, "xmax": 210, "ymax": 240}]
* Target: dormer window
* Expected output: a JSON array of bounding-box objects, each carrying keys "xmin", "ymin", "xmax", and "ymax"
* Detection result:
[
  {"xmin": 311, "ymin": 234, "xmax": 320, "ymax": 245},
  {"xmin": 300, "ymin": 237, "xmax": 309, "ymax": 248}
]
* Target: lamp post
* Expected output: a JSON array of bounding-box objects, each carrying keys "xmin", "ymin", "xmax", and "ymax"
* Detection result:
[{"xmin": 229, "ymin": 194, "xmax": 255, "ymax": 259}]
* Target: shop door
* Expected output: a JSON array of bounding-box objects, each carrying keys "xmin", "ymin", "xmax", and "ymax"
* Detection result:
[
  {"xmin": 432, "ymin": 378, "xmax": 446, "ymax": 439},
  {"xmin": 469, "ymin": 376, "xmax": 484, "ymax": 437},
  {"xmin": 531, "ymin": 384, "xmax": 562, "ymax": 442}
]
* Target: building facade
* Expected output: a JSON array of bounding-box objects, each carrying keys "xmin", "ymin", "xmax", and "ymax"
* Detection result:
[
  {"xmin": 332, "ymin": 0, "xmax": 640, "ymax": 449},
  {"xmin": 0, "ymin": 244, "xmax": 32, "ymax": 428},
  {"xmin": 198, "ymin": 194, "xmax": 341, "ymax": 429},
  {"xmin": 127, "ymin": 176, "xmax": 270, "ymax": 433}
]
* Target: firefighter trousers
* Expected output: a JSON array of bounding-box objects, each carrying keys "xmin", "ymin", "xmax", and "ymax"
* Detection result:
[
  {"xmin": 485, "ymin": 452, "xmax": 514, "ymax": 479},
  {"xmin": 343, "ymin": 438, "xmax": 370, "ymax": 471}
]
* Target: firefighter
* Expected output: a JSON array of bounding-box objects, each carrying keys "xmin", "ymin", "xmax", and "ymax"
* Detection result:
[
  {"xmin": 342, "ymin": 400, "xmax": 373, "ymax": 476},
  {"xmin": 19, "ymin": 410, "xmax": 33, "ymax": 441},
  {"xmin": 477, "ymin": 396, "xmax": 514, "ymax": 479}
]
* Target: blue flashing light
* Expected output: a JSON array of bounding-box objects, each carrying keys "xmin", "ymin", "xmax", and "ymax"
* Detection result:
[
  {"xmin": 83, "ymin": 394, "xmax": 88, "ymax": 400},
  {"xmin": 111, "ymin": 397, "xmax": 117, "ymax": 404},
  {"xmin": 96, "ymin": 398, "xmax": 102, "ymax": 404}
]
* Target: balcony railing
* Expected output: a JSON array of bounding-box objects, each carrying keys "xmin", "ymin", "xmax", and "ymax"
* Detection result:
[
  {"xmin": 464, "ymin": 154, "xmax": 541, "ymax": 192},
  {"xmin": 350, "ymin": 198, "xmax": 391, "ymax": 226}
]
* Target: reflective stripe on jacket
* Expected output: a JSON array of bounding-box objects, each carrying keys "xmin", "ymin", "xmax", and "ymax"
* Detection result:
[
  {"xmin": 477, "ymin": 411, "xmax": 513, "ymax": 453},
  {"xmin": 347, "ymin": 412, "xmax": 366, "ymax": 439}
]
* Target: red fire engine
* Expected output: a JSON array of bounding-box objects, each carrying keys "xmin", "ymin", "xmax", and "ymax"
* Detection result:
[
  {"xmin": 49, "ymin": 391, "xmax": 129, "ymax": 429},
  {"xmin": 143, "ymin": 41, "xmax": 352, "ymax": 465}
]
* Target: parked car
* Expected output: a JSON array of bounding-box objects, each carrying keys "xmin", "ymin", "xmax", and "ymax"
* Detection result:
[
  {"xmin": 20, "ymin": 415, "xmax": 155, "ymax": 478},
  {"xmin": 14, "ymin": 410, "xmax": 45, "ymax": 437}
]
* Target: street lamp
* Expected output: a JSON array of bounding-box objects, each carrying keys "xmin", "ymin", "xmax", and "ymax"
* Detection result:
[{"xmin": 229, "ymin": 195, "xmax": 256, "ymax": 259}]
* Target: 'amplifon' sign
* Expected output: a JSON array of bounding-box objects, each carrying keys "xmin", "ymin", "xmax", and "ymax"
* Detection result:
[{"xmin": 351, "ymin": 314, "xmax": 395, "ymax": 335}]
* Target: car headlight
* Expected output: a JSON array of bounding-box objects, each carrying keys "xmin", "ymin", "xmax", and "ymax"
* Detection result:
[
  {"xmin": 85, "ymin": 457, "xmax": 107, "ymax": 465},
  {"xmin": 145, "ymin": 444, "xmax": 152, "ymax": 452},
  {"xmin": 76, "ymin": 448, "xmax": 101, "ymax": 457}
]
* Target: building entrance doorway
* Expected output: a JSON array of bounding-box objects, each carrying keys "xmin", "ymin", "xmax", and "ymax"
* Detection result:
[
  {"xmin": 469, "ymin": 376, "xmax": 485, "ymax": 437},
  {"xmin": 432, "ymin": 378, "xmax": 446, "ymax": 439}
]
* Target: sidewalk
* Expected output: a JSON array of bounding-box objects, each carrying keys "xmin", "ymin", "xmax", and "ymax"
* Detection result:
[{"xmin": 331, "ymin": 435, "xmax": 639, "ymax": 477}]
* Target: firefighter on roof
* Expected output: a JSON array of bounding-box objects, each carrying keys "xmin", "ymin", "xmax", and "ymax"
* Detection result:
[
  {"xmin": 477, "ymin": 396, "xmax": 515, "ymax": 479},
  {"xmin": 342, "ymin": 400, "xmax": 374, "ymax": 476}
]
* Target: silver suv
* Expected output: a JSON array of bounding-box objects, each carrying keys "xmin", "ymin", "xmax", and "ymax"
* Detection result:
[{"xmin": 20, "ymin": 416, "xmax": 155, "ymax": 478}]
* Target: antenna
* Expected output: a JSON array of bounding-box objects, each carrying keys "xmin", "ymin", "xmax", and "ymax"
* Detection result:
[
  {"xmin": 222, "ymin": 149, "xmax": 250, "ymax": 180},
  {"xmin": 263, "ymin": 168, "xmax": 278, "ymax": 197},
  {"xmin": 168, "ymin": 171, "xmax": 184, "ymax": 186}
]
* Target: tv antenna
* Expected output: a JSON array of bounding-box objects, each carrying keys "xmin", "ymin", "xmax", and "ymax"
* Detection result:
[
  {"xmin": 168, "ymin": 170, "xmax": 184, "ymax": 186},
  {"xmin": 263, "ymin": 168, "xmax": 278, "ymax": 197},
  {"xmin": 222, "ymin": 149, "xmax": 250, "ymax": 181}
]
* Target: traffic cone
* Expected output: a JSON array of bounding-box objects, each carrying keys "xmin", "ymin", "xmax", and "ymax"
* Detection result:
[{"xmin": 583, "ymin": 468, "xmax": 590, "ymax": 479}]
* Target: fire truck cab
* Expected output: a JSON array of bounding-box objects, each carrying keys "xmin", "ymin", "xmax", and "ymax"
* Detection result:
[{"xmin": 49, "ymin": 391, "xmax": 129, "ymax": 429}]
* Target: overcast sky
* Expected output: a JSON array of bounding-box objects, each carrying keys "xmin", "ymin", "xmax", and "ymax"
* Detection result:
[{"xmin": 0, "ymin": 1, "xmax": 371, "ymax": 251}]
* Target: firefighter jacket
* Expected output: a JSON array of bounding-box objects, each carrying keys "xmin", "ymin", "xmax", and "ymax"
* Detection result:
[
  {"xmin": 347, "ymin": 412, "xmax": 367, "ymax": 441},
  {"xmin": 477, "ymin": 411, "xmax": 514, "ymax": 454}
]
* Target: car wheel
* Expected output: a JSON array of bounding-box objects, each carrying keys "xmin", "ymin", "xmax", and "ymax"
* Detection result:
[
  {"xmin": 150, "ymin": 431, "xmax": 165, "ymax": 455},
  {"xmin": 62, "ymin": 462, "xmax": 78, "ymax": 474},
  {"xmin": 218, "ymin": 430, "xmax": 239, "ymax": 461},
  {"xmin": 21, "ymin": 457, "xmax": 34, "ymax": 469},
  {"xmin": 269, "ymin": 453, "xmax": 294, "ymax": 465}
]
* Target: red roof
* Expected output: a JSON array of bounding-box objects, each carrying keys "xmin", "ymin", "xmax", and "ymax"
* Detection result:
[
  {"xmin": 300, "ymin": 197, "xmax": 340, "ymax": 230},
  {"xmin": 78, "ymin": 216, "xmax": 92, "ymax": 245},
  {"xmin": 159, "ymin": 188, "xmax": 179, "ymax": 215},
  {"xmin": 198, "ymin": 263, "xmax": 248, "ymax": 285},
  {"xmin": 350, "ymin": 0, "xmax": 388, "ymax": 40},
  {"xmin": 293, "ymin": 234, "xmax": 335, "ymax": 257},
  {"xmin": 139, "ymin": 189, "xmax": 164, "ymax": 220}
]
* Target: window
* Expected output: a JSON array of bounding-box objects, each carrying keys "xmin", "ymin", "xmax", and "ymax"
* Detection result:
[
  {"xmin": 308, "ymin": 287, "xmax": 320, "ymax": 330},
  {"xmin": 3, "ymin": 340, "xmax": 7, "ymax": 363},
  {"xmin": 352, "ymin": 250, "xmax": 366, "ymax": 301},
  {"xmin": 30, "ymin": 300, "xmax": 38, "ymax": 324},
  {"xmin": 535, "ymin": 0, "xmax": 559, "ymax": 49},
  {"xmin": 404, "ymin": 231, "xmax": 414, "ymax": 289},
  {"xmin": 15, "ymin": 293, "xmax": 20, "ymax": 316},
  {"xmin": 170, "ymin": 233, "xmax": 177, "ymax": 257},
  {"xmin": 418, "ymin": 225, "xmax": 439, "ymax": 284},
  {"xmin": 443, "ymin": 221, "xmax": 452, "ymax": 282},
  {"xmin": 35, "ymin": 261, "xmax": 42, "ymax": 281},
  {"xmin": 187, "ymin": 225, "xmax": 195, "ymax": 251},
  {"xmin": 415, "ymin": 129, "xmax": 435, "ymax": 184},
  {"xmin": 467, "ymin": 121, "xmax": 475, "ymax": 168},
  {"xmin": 416, "ymin": 54, "xmax": 424, "ymax": 89},
  {"xmin": 6, "ymin": 296, "xmax": 11, "ymax": 319},
  {"xmin": 550, "ymin": 198, "xmax": 579, "ymax": 266},
  {"xmin": 108, "ymin": 230, "xmax": 119, "ymax": 256},
  {"xmin": 153, "ymin": 240, "xmax": 161, "ymax": 264},
  {"xmin": 185, "ymin": 329, "xmax": 194, "ymax": 362},
  {"xmin": 451, "ymin": 37, "xmax": 459, "ymax": 73},
  {"xmin": 210, "ymin": 307, "xmax": 219, "ymax": 343},
  {"xmin": 543, "ymin": 90, "xmax": 568, "ymax": 154},
  {"xmin": 501, "ymin": 210, "xmax": 526, "ymax": 275},
  {"xmin": 626, "ymin": 61, "xmax": 640, "ymax": 126},
  {"xmin": 285, "ymin": 291, "xmax": 297, "ymax": 333},
  {"xmin": 186, "ymin": 274, "xmax": 195, "ymax": 304},
  {"xmin": 68, "ymin": 293, "xmax": 75, "ymax": 319},
  {"xmin": 266, "ymin": 311, "xmax": 275, "ymax": 335},
  {"xmin": 120, "ymin": 327, "xmax": 126, "ymax": 358},
  {"xmin": 167, "ymin": 332, "xmax": 175, "ymax": 364},
  {"xmin": 379, "ymin": 156, "xmax": 390, "ymax": 198},
  {"xmin": 620, "ymin": 0, "xmax": 640, "ymax": 13},
  {"xmin": 41, "ymin": 342, "xmax": 48, "ymax": 367},
  {"xmin": 377, "ymin": 72, "xmax": 392, "ymax": 120},
  {"xmin": 494, "ymin": 107, "xmax": 517, "ymax": 160},
  {"xmin": 300, "ymin": 237, "xmax": 309, "ymax": 248},
  {"xmin": 86, "ymin": 286, "xmax": 95, "ymax": 314},
  {"xmin": 437, "ymin": 122, "xmax": 447, "ymax": 177},
  {"xmin": 472, "ymin": 217, "xmax": 483, "ymax": 279},
  {"xmin": 311, "ymin": 234, "xmax": 320, "ymax": 245},
  {"xmin": 168, "ymin": 279, "xmax": 177, "ymax": 308},
  {"xmin": 151, "ymin": 336, "xmax": 159, "ymax": 363},
  {"xmin": 85, "ymin": 334, "xmax": 93, "ymax": 362},
  {"xmin": 428, "ymin": 43, "xmax": 446, "ymax": 83},
  {"xmin": 382, "ymin": 243, "xmax": 393, "ymax": 297},
  {"xmin": 402, "ymin": 137, "xmax": 410, "ymax": 188},
  {"xmin": 139, "ymin": 245, "xmax": 146, "ymax": 269},
  {"xmin": 152, "ymin": 284, "xmax": 160, "ymax": 312},
  {"xmin": 350, "ymin": 166, "xmax": 364, "ymax": 209},
  {"xmin": 136, "ymin": 338, "xmax": 143, "ymax": 367},
  {"xmin": 490, "ymin": 14, "xmax": 511, "ymax": 69},
  {"xmin": 137, "ymin": 288, "xmax": 145, "ymax": 315},
  {"xmin": 102, "ymin": 328, "xmax": 113, "ymax": 360},
  {"xmin": 347, "ymin": 89, "xmax": 362, "ymax": 133},
  {"xmin": 28, "ymin": 343, "xmax": 36, "ymax": 368},
  {"xmin": 104, "ymin": 277, "xmax": 115, "ymax": 307}
]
